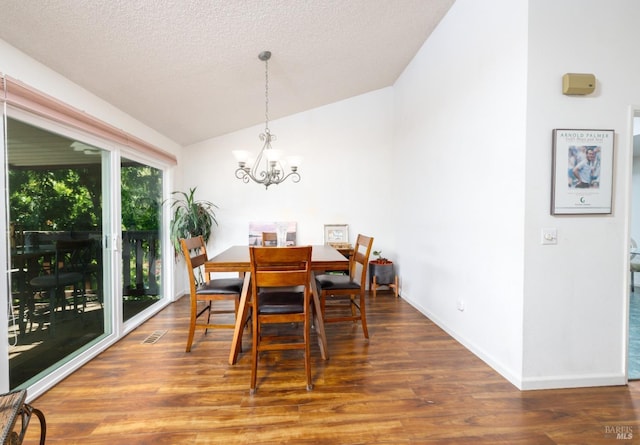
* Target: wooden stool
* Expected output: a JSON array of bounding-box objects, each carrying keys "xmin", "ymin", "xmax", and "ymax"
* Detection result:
[
  {"xmin": 0, "ymin": 389, "xmax": 46, "ymax": 445},
  {"xmin": 371, "ymin": 275, "xmax": 399, "ymax": 298}
]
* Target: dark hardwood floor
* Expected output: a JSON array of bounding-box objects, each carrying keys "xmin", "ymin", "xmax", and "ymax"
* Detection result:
[{"xmin": 22, "ymin": 291, "xmax": 640, "ymax": 444}]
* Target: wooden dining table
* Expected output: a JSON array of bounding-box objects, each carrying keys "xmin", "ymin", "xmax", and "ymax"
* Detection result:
[{"xmin": 204, "ymin": 244, "xmax": 349, "ymax": 365}]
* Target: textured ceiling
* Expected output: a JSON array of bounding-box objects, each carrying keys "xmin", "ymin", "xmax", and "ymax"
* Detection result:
[{"xmin": 0, "ymin": 0, "xmax": 455, "ymax": 146}]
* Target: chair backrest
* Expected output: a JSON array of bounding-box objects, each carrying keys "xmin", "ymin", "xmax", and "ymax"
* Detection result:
[
  {"xmin": 54, "ymin": 239, "xmax": 94, "ymax": 275},
  {"xmin": 250, "ymin": 246, "xmax": 312, "ymax": 291},
  {"xmin": 262, "ymin": 232, "xmax": 278, "ymax": 247},
  {"xmin": 349, "ymin": 234, "xmax": 374, "ymax": 284},
  {"xmin": 180, "ymin": 236, "xmax": 208, "ymax": 294}
]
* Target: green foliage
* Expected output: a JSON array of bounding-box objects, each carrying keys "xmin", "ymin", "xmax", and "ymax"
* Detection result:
[
  {"xmin": 9, "ymin": 164, "xmax": 162, "ymax": 233},
  {"xmin": 168, "ymin": 187, "xmax": 218, "ymax": 256},
  {"xmin": 9, "ymin": 167, "xmax": 101, "ymax": 230},
  {"xmin": 120, "ymin": 166, "xmax": 162, "ymax": 231},
  {"xmin": 372, "ymin": 250, "xmax": 390, "ymax": 263}
]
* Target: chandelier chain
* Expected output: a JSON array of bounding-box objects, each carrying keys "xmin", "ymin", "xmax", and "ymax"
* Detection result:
[{"xmin": 264, "ymin": 55, "xmax": 269, "ymax": 132}]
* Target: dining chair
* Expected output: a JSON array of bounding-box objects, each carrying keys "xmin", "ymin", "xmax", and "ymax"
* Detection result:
[
  {"xmin": 249, "ymin": 245, "xmax": 313, "ymax": 394},
  {"xmin": 262, "ymin": 232, "xmax": 277, "ymax": 247},
  {"xmin": 28, "ymin": 239, "xmax": 94, "ymax": 333},
  {"xmin": 180, "ymin": 236, "xmax": 244, "ymax": 352},
  {"xmin": 316, "ymin": 234, "xmax": 374, "ymax": 338}
]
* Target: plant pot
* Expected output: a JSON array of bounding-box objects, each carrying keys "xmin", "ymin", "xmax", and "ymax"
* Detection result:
[{"xmin": 369, "ymin": 261, "xmax": 395, "ymax": 285}]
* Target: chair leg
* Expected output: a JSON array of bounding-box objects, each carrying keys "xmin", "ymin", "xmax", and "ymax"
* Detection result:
[
  {"xmin": 250, "ymin": 313, "xmax": 260, "ymax": 395},
  {"xmin": 204, "ymin": 301, "xmax": 212, "ymax": 335},
  {"xmin": 185, "ymin": 299, "xmax": 198, "ymax": 352},
  {"xmin": 234, "ymin": 297, "xmax": 243, "ymax": 353},
  {"xmin": 350, "ymin": 294, "xmax": 357, "ymax": 319},
  {"xmin": 72, "ymin": 282, "xmax": 86, "ymax": 315},
  {"xmin": 372, "ymin": 275, "xmax": 378, "ymax": 298},
  {"xmin": 633, "ymin": 271, "xmax": 635, "ymax": 293},
  {"xmin": 31, "ymin": 406, "xmax": 47, "ymax": 445},
  {"xmin": 21, "ymin": 404, "xmax": 47, "ymax": 445},
  {"xmin": 359, "ymin": 291, "xmax": 369, "ymax": 339},
  {"xmin": 304, "ymin": 310, "xmax": 312, "ymax": 391},
  {"xmin": 49, "ymin": 290, "xmax": 57, "ymax": 334}
]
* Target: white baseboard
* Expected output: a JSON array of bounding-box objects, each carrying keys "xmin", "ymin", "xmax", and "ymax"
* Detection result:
[
  {"xmin": 520, "ymin": 373, "xmax": 626, "ymax": 390},
  {"xmin": 401, "ymin": 294, "xmax": 627, "ymax": 391}
]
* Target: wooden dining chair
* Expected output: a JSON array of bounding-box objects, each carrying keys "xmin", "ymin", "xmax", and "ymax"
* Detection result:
[
  {"xmin": 249, "ymin": 245, "xmax": 313, "ymax": 394},
  {"xmin": 316, "ymin": 234, "xmax": 374, "ymax": 338},
  {"xmin": 261, "ymin": 232, "xmax": 277, "ymax": 247},
  {"xmin": 180, "ymin": 236, "xmax": 244, "ymax": 352}
]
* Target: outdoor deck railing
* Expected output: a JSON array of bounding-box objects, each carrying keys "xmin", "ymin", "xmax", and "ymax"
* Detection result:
[
  {"xmin": 122, "ymin": 230, "xmax": 160, "ymax": 297},
  {"xmin": 16, "ymin": 230, "xmax": 161, "ymax": 297}
]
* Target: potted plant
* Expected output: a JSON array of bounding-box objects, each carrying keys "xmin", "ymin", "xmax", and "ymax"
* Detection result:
[
  {"xmin": 168, "ymin": 187, "xmax": 218, "ymax": 257},
  {"xmin": 369, "ymin": 250, "xmax": 395, "ymax": 285},
  {"xmin": 368, "ymin": 250, "xmax": 399, "ymax": 297}
]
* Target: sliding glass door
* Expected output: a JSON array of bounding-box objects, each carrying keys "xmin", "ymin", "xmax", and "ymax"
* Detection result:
[
  {"xmin": 121, "ymin": 158, "xmax": 164, "ymax": 322},
  {"xmin": 3, "ymin": 115, "xmax": 169, "ymax": 391},
  {"xmin": 6, "ymin": 117, "xmax": 109, "ymax": 388}
]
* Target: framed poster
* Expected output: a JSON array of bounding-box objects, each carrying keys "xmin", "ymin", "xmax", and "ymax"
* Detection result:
[
  {"xmin": 551, "ymin": 129, "xmax": 614, "ymax": 215},
  {"xmin": 324, "ymin": 224, "xmax": 349, "ymax": 246}
]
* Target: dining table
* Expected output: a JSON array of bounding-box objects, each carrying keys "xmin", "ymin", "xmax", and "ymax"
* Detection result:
[{"xmin": 204, "ymin": 244, "xmax": 349, "ymax": 365}]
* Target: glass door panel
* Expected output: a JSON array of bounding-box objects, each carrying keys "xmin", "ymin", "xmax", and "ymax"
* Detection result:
[
  {"xmin": 121, "ymin": 158, "xmax": 163, "ymax": 322},
  {"xmin": 6, "ymin": 117, "xmax": 109, "ymax": 389}
]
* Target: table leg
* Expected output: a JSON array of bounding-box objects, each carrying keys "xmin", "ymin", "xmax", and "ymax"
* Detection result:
[
  {"xmin": 10, "ymin": 268, "xmax": 28, "ymax": 336},
  {"xmin": 228, "ymin": 272, "xmax": 251, "ymax": 365},
  {"xmin": 310, "ymin": 272, "xmax": 328, "ymax": 360}
]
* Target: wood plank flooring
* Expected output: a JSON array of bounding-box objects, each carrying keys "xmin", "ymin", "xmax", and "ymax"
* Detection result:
[{"xmin": 22, "ymin": 292, "xmax": 640, "ymax": 444}]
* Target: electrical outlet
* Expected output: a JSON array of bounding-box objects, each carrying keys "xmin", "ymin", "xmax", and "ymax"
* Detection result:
[
  {"xmin": 541, "ymin": 228, "xmax": 557, "ymax": 245},
  {"xmin": 457, "ymin": 299, "xmax": 464, "ymax": 311}
]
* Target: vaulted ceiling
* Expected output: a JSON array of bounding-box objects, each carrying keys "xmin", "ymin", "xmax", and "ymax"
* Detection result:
[{"xmin": 0, "ymin": 0, "xmax": 455, "ymax": 147}]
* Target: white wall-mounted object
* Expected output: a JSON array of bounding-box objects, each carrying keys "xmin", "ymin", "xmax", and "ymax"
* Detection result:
[{"xmin": 541, "ymin": 228, "xmax": 558, "ymax": 245}]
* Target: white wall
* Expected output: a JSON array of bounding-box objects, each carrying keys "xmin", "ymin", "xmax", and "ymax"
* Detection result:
[
  {"xmin": 522, "ymin": 0, "xmax": 638, "ymax": 388},
  {"xmin": 179, "ymin": 89, "xmax": 397, "ymax": 294},
  {"xmin": 392, "ymin": 0, "xmax": 528, "ymax": 387},
  {"xmin": 631, "ymin": 124, "xmax": 640, "ymax": 243},
  {"xmin": 392, "ymin": 0, "xmax": 636, "ymax": 390}
]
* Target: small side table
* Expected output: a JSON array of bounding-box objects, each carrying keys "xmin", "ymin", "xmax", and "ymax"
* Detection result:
[
  {"xmin": 0, "ymin": 389, "xmax": 46, "ymax": 445},
  {"xmin": 371, "ymin": 274, "xmax": 399, "ymax": 298}
]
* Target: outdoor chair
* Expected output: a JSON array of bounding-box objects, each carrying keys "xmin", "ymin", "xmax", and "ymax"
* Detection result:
[{"xmin": 28, "ymin": 238, "xmax": 94, "ymax": 333}]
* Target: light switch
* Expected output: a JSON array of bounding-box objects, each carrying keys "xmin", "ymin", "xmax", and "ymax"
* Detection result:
[{"xmin": 541, "ymin": 228, "xmax": 557, "ymax": 245}]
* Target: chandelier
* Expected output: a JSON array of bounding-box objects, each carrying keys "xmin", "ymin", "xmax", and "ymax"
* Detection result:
[{"xmin": 233, "ymin": 51, "xmax": 301, "ymax": 189}]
